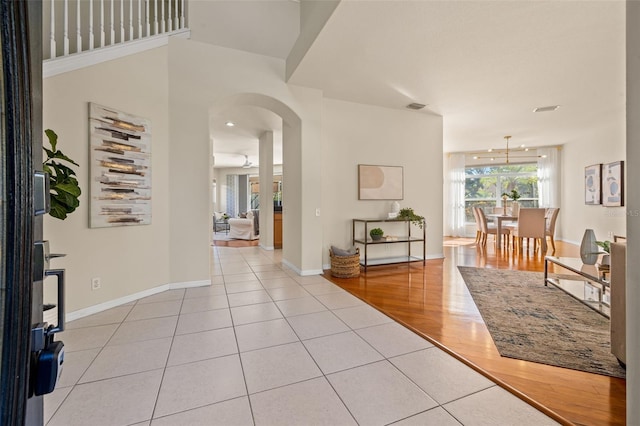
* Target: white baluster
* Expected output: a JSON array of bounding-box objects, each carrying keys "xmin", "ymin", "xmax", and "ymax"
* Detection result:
[
  {"xmin": 137, "ymin": 0, "xmax": 142, "ymax": 39},
  {"xmin": 129, "ymin": 0, "xmax": 134, "ymax": 40},
  {"xmin": 63, "ymin": 0, "xmax": 69, "ymax": 55},
  {"xmin": 76, "ymin": 0, "xmax": 82, "ymax": 53},
  {"xmin": 89, "ymin": 0, "xmax": 94, "ymax": 50},
  {"xmin": 145, "ymin": 0, "xmax": 150, "ymax": 37},
  {"xmin": 100, "ymin": 0, "xmax": 105, "ymax": 47},
  {"xmin": 160, "ymin": 0, "xmax": 165, "ymax": 33},
  {"xmin": 50, "ymin": 0, "xmax": 56, "ymax": 59},
  {"xmin": 120, "ymin": 0, "xmax": 125, "ymax": 42},
  {"xmin": 167, "ymin": 0, "xmax": 172, "ymax": 32},
  {"xmin": 109, "ymin": 0, "xmax": 115, "ymax": 45}
]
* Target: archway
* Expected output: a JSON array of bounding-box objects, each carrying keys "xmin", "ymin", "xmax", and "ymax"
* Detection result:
[{"xmin": 209, "ymin": 93, "xmax": 306, "ymax": 272}]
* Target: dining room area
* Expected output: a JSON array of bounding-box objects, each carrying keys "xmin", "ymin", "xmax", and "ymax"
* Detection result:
[
  {"xmin": 473, "ymin": 204, "xmax": 560, "ymax": 255},
  {"xmin": 444, "ymin": 141, "xmax": 562, "ymax": 256}
]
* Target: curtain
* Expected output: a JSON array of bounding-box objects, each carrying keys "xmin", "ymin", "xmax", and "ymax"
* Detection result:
[
  {"xmin": 444, "ymin": 153, "xmax": 466, "ymax": 237},
  {"xmin": 537, "ymin": 147, "xmax": 560, "ymax": 208}
]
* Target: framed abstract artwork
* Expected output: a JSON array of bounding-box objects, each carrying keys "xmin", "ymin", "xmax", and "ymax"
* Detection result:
[
  {"xmin": 89, "ymin": 103, "xmax": 152, "ymax": 227},
  {"xmin": 358, "ymin": 164, "xmax": 403, "ymax": 200},
  {"xmin": 602, "ymin": 161, "xmax": 624, "ymax": 207},
  {"xmin": 584, "ymin": 164, "xmax": 601, "ymax": 205}
]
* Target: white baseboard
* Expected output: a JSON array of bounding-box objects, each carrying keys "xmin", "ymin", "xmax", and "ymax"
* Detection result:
[
  {"xmin": 427, "ymin": 253, "xmax": 445, "ymax": 260},
  {"xmin": 281, "ymin": 259, "xmax": 324, "ymax": 276},
  {"xmin": 65, "ymin": 279, "xmax": 210, "ymax": 323},
  {"xmin": 259, "ymin": 244, "xmax": 275, "ymax": 251}
]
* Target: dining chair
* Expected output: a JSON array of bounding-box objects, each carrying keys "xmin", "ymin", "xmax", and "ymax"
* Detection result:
[
  {"xmin": 472, "ymin": 207, "xmax": 483, "ymax": 244},
  {"xmin": 511, "ymin": 208, "xmax": 547, "ymax": 254},
  {"xmin": 544, "ymin": 207, "xmax": 560, "ymax": 253},
  {"xmin": 477, "ymin": 207, "xmax": 510, "ymax": 248}
]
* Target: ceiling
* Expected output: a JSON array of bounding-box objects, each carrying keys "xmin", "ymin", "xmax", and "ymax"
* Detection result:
[{"xmin": 191, "ymin": 1, "xmax": 625, "ymax": 167}]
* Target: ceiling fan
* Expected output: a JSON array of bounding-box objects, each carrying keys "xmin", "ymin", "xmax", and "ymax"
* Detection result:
[{"xmin": 241, "ymin": 155, "xmax": 253, "ymax": 168}]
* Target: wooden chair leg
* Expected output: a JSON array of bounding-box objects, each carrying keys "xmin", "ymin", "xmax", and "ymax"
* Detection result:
[{"xmin": 550, "ymin": 236, "xmax": 556, "ymax": 253}]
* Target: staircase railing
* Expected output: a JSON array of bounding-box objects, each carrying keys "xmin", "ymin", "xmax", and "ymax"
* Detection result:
[{"xmin": 44, "ymin": 0, "xmax": 187, "ymax": 60}]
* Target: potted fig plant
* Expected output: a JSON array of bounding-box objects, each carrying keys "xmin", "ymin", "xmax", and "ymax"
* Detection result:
[
  {"xmin": 42, "ymin": 129, "xmax": 81, "ymax": 220},
  {"xmin": 369, "ymin": 227, "xmax": 384, "ymax": 241}
]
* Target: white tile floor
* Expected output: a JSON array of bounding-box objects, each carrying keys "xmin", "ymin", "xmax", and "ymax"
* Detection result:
[{"xmin": 45, "ymin": 246, "xmax": 559, "ymax": 426}]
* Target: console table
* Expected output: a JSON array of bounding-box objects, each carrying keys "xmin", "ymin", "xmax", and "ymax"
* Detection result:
[
  {"xmin": 544, "ymin": 256, "xmax": 610, "ymax": 318},
  {"xmin": 352, "ymin": 218, "xmax": 426, "ymax": 271}
]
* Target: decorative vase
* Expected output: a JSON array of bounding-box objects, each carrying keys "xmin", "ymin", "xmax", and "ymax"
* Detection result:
[
  {"xmin": 511, "ymin": 201, "xmax": 520, "ymax": 217},
  {"xmin": 389, "ymin": 201, "xmax": 400, "ymax": 219},
  {"xmin": 371, "ymin": 234, "xmax": 383, "ymax": 241},
  {"xmin": 580, "ymin": 229, "xmax": 599, "ymax": 265}
]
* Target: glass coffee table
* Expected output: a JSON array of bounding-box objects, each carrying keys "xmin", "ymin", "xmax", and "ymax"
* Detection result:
[{"xmin": 544, "ymin": 256, "xmax": 610, "ymax": 318}]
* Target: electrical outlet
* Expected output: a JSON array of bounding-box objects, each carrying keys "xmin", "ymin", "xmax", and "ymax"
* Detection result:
[
  {"xmin": 607, "ymin": 231, "xmax": 614, "ymax": 239},
  {"xmin": 91, "ymin": 277, "xmax": 101, "ymax": 290}
]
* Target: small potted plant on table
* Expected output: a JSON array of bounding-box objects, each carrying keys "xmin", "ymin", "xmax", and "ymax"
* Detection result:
[
  {"xmin": 369, "ymin": 227, "xmax": 384, "ymax": 241},
  {"xmin": 501, "ymin": 189, "xmax": 521, "ymax": 216},
  {"xmin": 596, "ymin": 240, "xmax": 611, "ymax": 266}
]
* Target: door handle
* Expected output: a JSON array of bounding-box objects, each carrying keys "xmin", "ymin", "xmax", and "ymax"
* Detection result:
[{"xmin": 44, "ymin": 269, "xmax": 65, "ymax": 334}]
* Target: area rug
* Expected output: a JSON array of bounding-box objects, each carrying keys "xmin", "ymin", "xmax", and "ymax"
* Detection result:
[{"xmin": 457, "ymin": 266, "xmax": 625, "ymax": 378}]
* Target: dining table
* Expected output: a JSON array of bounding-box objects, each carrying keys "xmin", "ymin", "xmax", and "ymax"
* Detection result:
[{"xmin": 487, "ymin": 213, "xmax": 518, "ymax": 250}]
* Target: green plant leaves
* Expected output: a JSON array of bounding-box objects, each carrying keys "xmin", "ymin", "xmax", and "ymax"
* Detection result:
[
  {"xmin": 397, "ymin": 207, "xmax": 425, "ymax": 229},
  {"xmin": 43, "ymin": 129, "xmax": 81, "ymax": 220},
  {"xmin": 501, "ymin": 189, "xmax": 521, "ymax": 201},
  {"xmin": 596, "ymin": 240, "xmax": 611, "ymax": 253}
]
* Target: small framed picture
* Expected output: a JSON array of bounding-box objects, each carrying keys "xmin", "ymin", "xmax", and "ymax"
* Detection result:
[
  {"xmin": 584, "ymin": 164, "xmax": 601, "ymax": 205},
  {"xmin": 602, "ymin": 161, "xmax": 624, "ymax": 207}
]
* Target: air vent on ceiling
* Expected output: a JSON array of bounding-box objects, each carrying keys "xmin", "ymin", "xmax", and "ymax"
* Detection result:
[
  {"xmin": 406, "ymin": 103, "xmax": 426, "ymax": 110},
  {"xmin": 533, "ymin": 105, "xmax": 560, "ymax": 113}
]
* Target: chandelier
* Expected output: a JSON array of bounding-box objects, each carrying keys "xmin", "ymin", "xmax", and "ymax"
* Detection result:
[{"xmin": 470, "ymin": 136, "xmax": 546, "ymax": 164}]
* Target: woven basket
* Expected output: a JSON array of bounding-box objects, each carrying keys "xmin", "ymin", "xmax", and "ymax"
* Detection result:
[{"xmin": 330, "ymin": 248, "xmax": 361, "ymax": 278}]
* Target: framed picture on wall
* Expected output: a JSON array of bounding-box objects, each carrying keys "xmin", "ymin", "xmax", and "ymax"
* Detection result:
[
  {"xmin": 584, "ymin": 164, "xmax": 601, "ymax": 205},
  {"xmin": 358, "ymin": 164, "xmax": 404, "ymax": 200},
  {"xmin": 602, "ymin": 161, "xmax": 624, "ymax": 207}
]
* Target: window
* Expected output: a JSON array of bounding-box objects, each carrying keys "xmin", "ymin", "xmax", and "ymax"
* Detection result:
[{"xmin": 465, "ymin": 163, "xmax": 539, "ymax": 221}]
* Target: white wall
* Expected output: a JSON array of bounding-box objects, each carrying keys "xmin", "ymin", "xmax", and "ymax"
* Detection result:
[
  {"xmin": 43, "ymin": 47, "xmax": 171, "ymax": 312},
  {"xmin": 560, "ymin": 121, "xmax": 626, "ymax": 244},
  {"xmin": 322, "ymin": 98, "xmax": 444, "ymax": 265}
]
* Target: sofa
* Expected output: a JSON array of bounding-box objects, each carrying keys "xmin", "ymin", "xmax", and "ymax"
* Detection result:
[{"xmin": 228, "ymin": 210, "xmax": 259, "ymax": 240}]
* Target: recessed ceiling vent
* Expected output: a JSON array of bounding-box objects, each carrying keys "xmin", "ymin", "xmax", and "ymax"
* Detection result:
[
  {"xmin": 406, "ymin": 103, "xmax": 426, "ymax": 110},
  {"xmin": 533, "ymin": 105, "xmax": 560, "ymax": 113}
]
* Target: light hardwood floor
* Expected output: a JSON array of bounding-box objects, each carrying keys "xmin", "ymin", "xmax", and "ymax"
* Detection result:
[{"xmin": 324, "ymin": 238, "xmax": 626, "ymax": 426}]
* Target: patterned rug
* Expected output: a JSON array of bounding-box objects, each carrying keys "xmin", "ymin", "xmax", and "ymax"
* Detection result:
[{"xmin": 458, "ymin": 266, "xmax": 625, "ymax": 378}]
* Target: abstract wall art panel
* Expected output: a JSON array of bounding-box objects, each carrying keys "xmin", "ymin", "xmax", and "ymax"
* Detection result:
[
  {"xmin": 358, "ymin": 164, "xmax": 403, "ymax": 200},
  {"xmin": 89, "ymin": 103, "xmax": 152, "ymax": 227},
  {"xmin": 602, "ymin": 161, "xmax": 624, "ymax": 207},
  {"xmin": 584, "ymin": 164, "xmax": 601, "ymax": 205}
]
